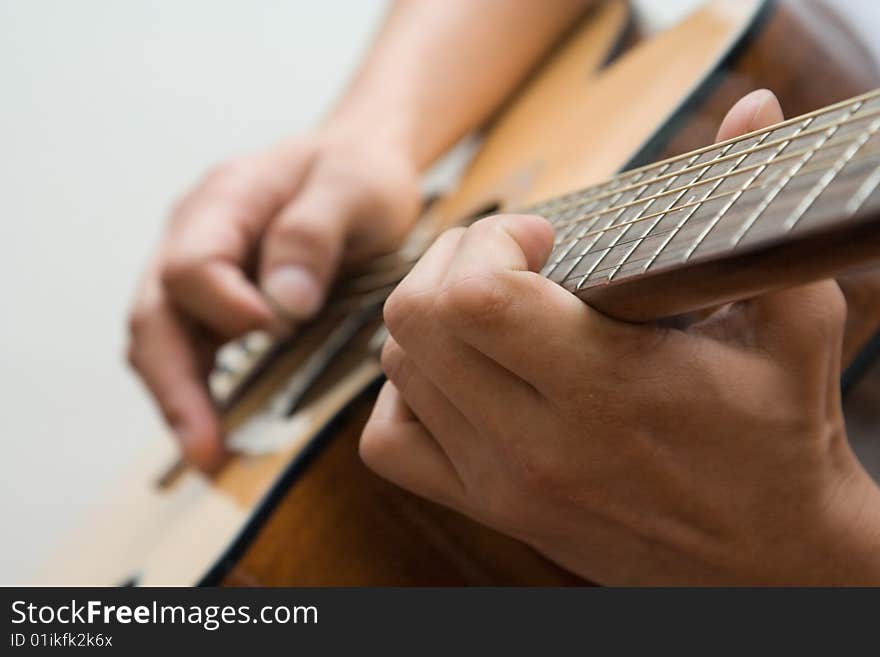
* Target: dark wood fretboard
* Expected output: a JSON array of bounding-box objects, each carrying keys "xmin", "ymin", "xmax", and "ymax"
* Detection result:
[{"xmin": 531, "ymin": 89, "xmax": 880, "ymax": 321}]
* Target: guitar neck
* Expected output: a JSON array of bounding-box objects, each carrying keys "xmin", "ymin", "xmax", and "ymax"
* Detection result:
[{"xmin": 533, "ymin": 89, "xmax": 880, "ymax": 322}]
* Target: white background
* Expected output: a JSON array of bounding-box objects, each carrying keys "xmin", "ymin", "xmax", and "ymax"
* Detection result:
[{"xmin": 0, "ymin": 1, "xmax": 876, "ymax": 584}]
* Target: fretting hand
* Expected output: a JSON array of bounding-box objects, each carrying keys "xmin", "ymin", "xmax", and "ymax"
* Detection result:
[{"xmin": 360, "ymin": 90, "xmax": 880, "ymax": 584}]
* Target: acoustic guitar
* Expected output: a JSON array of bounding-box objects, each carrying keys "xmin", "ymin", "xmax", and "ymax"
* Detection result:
[{"xmin": 40, "ymin": 0, "xmax": 880, "ymax": 586}]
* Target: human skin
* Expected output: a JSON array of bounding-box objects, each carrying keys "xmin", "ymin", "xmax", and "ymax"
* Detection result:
[
  {"xmin": 360, "ymin": 90, "xmax": 880, "ymax": 584},
  {"xmin": 126, "ymin": 0, "xmax": 593, "ymax": 469}
]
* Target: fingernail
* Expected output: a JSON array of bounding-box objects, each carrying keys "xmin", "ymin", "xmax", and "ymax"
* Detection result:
[{"xmin": 263, "ymin": 265, "xmax": 323, "ymax": 319}]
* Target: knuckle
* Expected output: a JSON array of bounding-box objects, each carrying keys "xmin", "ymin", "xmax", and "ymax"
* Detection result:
[
  {"xmin": 358, "ymin": 422, "xmax": 395, "ymax": 474},
  {"xmin": 124, "ymin": 332, "xmax": 151, "ymax": 377},
  {"xmin": 125, "ymin": 340, "xmax": 141, "ymax": 371},
  {"xmin": 380, "ymin": 340, "xmax": 417, "ymax": 400},
  {"xmin": 269, "ymin": 214, "xmax": 339, "ymax": 255},
  {"xmin": 508, "ymin": 452, "xmax": 563, "ymax": 497},
  {"xmin": 383, "ymin": 286, "xmax": 429, "ymax": 339},
  {"xmin": 468, "ymin": 214, "xmax": 504, "ymax": 237},
  {"xmin": 128, "ymin": 305, "xmax": 153, "ymax": 348},
  {"xmin": 497, "ymin": 438, "xmax": 572, "ymax": 509},
  {"xmin": 379, "ymin": 338, "xmax": 404, "ymax": 383},
  {"xmin": 158, "ymin": 253, "xmax": 201, "ymax": 293},
  {"xmin": 436, "ymin": 273, "xmax": 510, "ymax": 328},
  {"xmin": 126, "ymin": 307, "xmax": 150, "ymax": 342},
  {"xmin": 200, "ymin": 157, "xmax": 259, "ymax": 196}
]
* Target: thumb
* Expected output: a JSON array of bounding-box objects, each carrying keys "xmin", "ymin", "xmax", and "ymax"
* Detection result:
[
  {"xmin": 710, "ymin": 90, "xmax": 845, "ymax": 379},
  {"xmin": 715, "ymin": 88, "xmax": 783, "ymax": 142},
  {"xmin": 259, "ymin": 182, "xmax": 352, "ymax": 320}
]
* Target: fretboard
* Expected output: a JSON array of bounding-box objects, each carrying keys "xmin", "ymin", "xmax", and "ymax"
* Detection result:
[{"xmin": 531, "ymin": 88, "xmax": 880, "ymax": 321}]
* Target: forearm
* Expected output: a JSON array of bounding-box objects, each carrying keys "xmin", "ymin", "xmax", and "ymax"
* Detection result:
[{"xmin": 325, "ymin": 0, "xmax": 592, "ymax": 169}]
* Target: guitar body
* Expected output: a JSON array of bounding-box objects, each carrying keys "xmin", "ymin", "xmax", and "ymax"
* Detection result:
[{"xmin": 40, "ymin": 0, "xmax": 879, "ymax": 586}]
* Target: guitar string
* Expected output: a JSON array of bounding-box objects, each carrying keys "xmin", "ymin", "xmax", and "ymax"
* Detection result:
[
  {"xmin": 331, "ymin": 95, "xmax": 880, "ymax": 304},
  {"xmin": 543, "ymin": 166, "xmax": 661, "ymax": 281},
  {"xmin": 542, "ymin": 107, "xmax": 879, "ymax": 233},
  {"xmin": 677, "ymin": 102, "xmax": 859, "ymax": 263},
  {"xmin": 339, "ymin": 97, "xmax": 879, "ymax": 287},
  {"xmin": 330, "ymin": 141, "xmax": 880, "ymax": 308},
  {"xmin": 779, "ymin": 115, "xmax": 880, "ymax": 232},
  {"xmin": 570, "ymin": 149, "xmax": 732, "ymax": 284},
  {"xmin": 531, "ymin": 88, "xmax": 880, "ymax": 215},
  {"xmin": 595, "ymin": 89, "xmax": 880, "ymax": 182},
  {"xmin": 221, "ymin": 92, "xmax": 880, "ymax": 405},
  {"xmin": 567, "ymin": 173, "xmax": 880, "ymax": 292},
  {"xmin": 563, "ymin": 156, "xmax": 880, "ymax": 290},
  {"xmin": 528, "ymin": 99, "xmax": 880, "ymax": 217},
  {"xmin": 722, "ymin": 104, "xmax": 866, "ymax": 248},
  {"xmin": 548, "ymin": 137, "xmax": 880, "ymax": 254},
  {"xmin": 345, "ymin": 130, "xmax": 873, "ymax": 292},
  {"xmin": 546, "ymin": 162, "xmax": 681, "ymax": 283},
  {"xmin": 606, "ymin": 135, "xmax": 771, "ymax": 283},
  {"xmin": 567, "ymin": 142, "xmax": 880, "ymax": 280}
]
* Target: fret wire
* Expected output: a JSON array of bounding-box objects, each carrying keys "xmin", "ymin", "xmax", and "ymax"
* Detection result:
[
  {"xmin": 546, "ymin": 139, "xmax": 880, "ymax": 256},
  {"xmin": 538, "ymin": 166, "xmax": 658, "ymax": 216},
  {"xmin": 682, "ymin": 114, "xmax": 821, "ymax": 261},
  {"xmin": 633, "ymin": 133, "xmax": 774, "ymax": 277},
  {"xmin": 556, "ymin": 142, "xmax": 880, "ymax": 287},
  {"xmin": 333, "ymin": 92, "xmax": 880, "ymax": 309},
  {"xmin": 534, "ymin": 172, "xmax": 631, "ymax": 217},
  {"xmin": 549, "ymin": 201, "xmax": 599, "ymax": 252},
  {"xmin": 846, "ymin": 162, "xmax": 880, "ymax": 214},
  {"xmin": 531, "ymin": 101, "xmax": 880, "ymax": 219},
  {"xmin": 543, "ymin": 181, "xmax": 641, "ymax": 279},
  {"xmin": 590, "ymin": 89, "xmax": 880, "ymax": 190},
  {"xmin": 554, "ymin": 142, "xmax": 880, "ymax": 262},
  {"xmin": 577, "ymin": 161, "xmax": 684, "ymax": 283},
  {"xmin": 569, "ymin": 189, "xmax": 871, "ymax": 284},
  {"xmin": 603, "ymin": 143, "xmax": 742, "ymax": 283},
  {"xmin": 728, "ymin": 101, "xmax": 862, "ymax": 247},
  {"xmin": 546, "ymin": 176, "xmax": 646, "ymax": 282},
  {"xmin": 543, "ymin": 170, "xmax": 651, "ymax": 281},
  {"xmin": 782, "ymin": 116, "xmax": 880, "ymax": 231},
  {"xmin": 578, "ymin": 178, "xmax": 880, "ymax": 283},
  {"xmin": 547, "ymin": 120, "xmax": 872, "ymax": 235}
]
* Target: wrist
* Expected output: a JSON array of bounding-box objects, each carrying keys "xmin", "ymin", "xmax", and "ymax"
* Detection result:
[{"xmin": 319, "ymin": 107, "xmax": 424, "ymax": 174}]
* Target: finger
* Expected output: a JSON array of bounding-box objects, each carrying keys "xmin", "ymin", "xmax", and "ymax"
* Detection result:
[
  {"xmin": 715, "ymin": 92, "xmax": 845, "ymax": 376},
  {"xmin": 381, "ymin": 336, "xmax": 479, "ymax": 467},
  {"xmin": 443, "ymin": 213, "xmax": 555, "ymax": 280},
  {"xmin": 161, "ymin": 255, "xmax": 277, "ymax": 338},
  {"xmin": 359, "ymin": 381, "xmax": 465, "ymax": 509},
  {"xmin": 392, "ymin": 227, "xmax": 467, "ymax": 295},
  {"xmin": 384, "ymin": 226, "xmax": 547, "ymax": 435},
  {"xmin": 128, "ymin": 295, "xmax": 225, "ymax": 471},
  {"xmin": 703, "ymin": 91, "xmax": 846, "ymax": 400},
  {"xmin": 161, "ymin": 154, "xmax": 308, "ymax": 337},
  {"xmin": 259, "ymin": 171, "xmax": 369, "ymax": 321},
  {"xmin": 715, "ymin": 88, "xmax": 784, "ymax": 142},
  {"xmin": 423, "ymin": 215, "xmax": 646, "ymax": 397}
]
